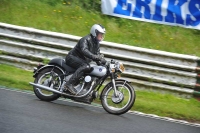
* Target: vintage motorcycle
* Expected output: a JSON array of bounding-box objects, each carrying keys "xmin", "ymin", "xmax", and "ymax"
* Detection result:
[{"xmin": 29, "ymin": 58, "xmax": 136, "ymax": 115}]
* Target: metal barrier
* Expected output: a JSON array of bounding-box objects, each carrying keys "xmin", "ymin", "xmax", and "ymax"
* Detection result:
[{"xmin": 0, "ymin": 22, "xmax": 200, "ymax": 98}]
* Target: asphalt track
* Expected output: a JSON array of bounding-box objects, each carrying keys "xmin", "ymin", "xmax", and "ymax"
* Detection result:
[{"xmin": 0, "ymin": 88, "xmax": 199, "ymax": 133}]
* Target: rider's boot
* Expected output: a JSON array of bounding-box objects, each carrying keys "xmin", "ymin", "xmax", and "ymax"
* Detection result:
[{"xmin": 64, "ymin": 81, "xmax": 77, "ymax": 95}]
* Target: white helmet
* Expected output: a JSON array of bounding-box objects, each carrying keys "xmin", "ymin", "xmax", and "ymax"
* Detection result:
[{"xmin": 90, "ymin": 24, "xmax": 106, "ymax": 41}]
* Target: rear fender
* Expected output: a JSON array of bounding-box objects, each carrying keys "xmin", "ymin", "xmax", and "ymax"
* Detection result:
[{"xmin": 33, "ymin": 65, "xmax": 65, "ymax": 78}]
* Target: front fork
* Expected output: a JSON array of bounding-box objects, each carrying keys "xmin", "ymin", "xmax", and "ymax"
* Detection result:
[{"xmin": 110, "ymin": 73, "xmax": 118, "ymax": 97}]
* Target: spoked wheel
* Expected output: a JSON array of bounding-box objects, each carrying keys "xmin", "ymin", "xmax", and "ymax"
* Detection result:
[
  {"xmin": 33, "ymin": 67, "xmax": 63, "ymax": 101},
  {"xmin": 101, "ymin": 81, "xmax": 136, "ymax": 115}
]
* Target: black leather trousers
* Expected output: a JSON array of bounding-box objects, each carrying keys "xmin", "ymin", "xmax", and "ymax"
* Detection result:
[{"xmin": 65, "ymin": 54, "xmax": 91, "ymax": 85}]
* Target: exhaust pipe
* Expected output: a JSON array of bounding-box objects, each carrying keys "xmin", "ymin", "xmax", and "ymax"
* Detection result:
[
  {"xmin": 29, "ymin": 82, "xmax": 63, "ymax": 95},
  {"xmin": 29, "ymin": 82, "xmax": 93, "ymax": 98}
]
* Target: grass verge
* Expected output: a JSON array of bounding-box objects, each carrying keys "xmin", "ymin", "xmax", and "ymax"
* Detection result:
[{"xmin": 0, "ymin": 64, "xmax": 200, "ymax": 123}]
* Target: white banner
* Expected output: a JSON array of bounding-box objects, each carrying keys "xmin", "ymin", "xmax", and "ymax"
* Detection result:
[{"xmin": 101, "ymin": 0, "xmax": 200, "ymax": 30}]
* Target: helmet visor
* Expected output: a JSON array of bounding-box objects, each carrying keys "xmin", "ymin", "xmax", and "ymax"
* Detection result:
[{"xmin": 96, "ymin": 32, "xmax": 105, "ymax": 42}]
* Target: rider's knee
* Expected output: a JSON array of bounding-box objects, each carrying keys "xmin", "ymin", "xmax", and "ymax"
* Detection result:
[{"xmin": 81, "ymin": 64, "xmax": 91, "ymax": 72}]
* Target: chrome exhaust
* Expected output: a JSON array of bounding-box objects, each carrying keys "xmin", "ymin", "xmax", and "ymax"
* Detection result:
[
  {"xmin": 29, "ymin": 82, "xmax": 63, "ymax": 95},
  {"xmin": 29, "ymin": 82, "xmax": 92, "ymax": 98}
]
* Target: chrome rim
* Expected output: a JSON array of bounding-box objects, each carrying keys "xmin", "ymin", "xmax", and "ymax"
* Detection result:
[{"xmin": 103, "ymin": 84, "xmax": 131, "ymax": 111}]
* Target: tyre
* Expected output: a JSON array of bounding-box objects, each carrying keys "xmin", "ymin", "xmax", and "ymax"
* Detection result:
[
  {"xmin": 101, "ymin": 81, "xmax": 136, "ymax": 115},
  {"xmin": 33, "ymin": 67, "xmax": 63, "ymax": 102}
]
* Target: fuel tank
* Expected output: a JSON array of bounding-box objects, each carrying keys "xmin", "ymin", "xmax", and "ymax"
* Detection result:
[{"xmin": 89, "ymin": 64, "xmax": 107, "ymax": 77}]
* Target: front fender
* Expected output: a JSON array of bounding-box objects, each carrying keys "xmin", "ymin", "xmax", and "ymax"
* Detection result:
[
  {"xmin": 33, "ymin": 65, "xmax": 65, "ymax": 78},
  {"xmin": 102, "ymin": 79, "xmax": 131, "ymax": 89},
  {"xmin": 114, "ymin": 79, "xmax": 131, "ymax": 83},
  {"xmin": 100, "ymin": 79, "xmax": 131, "ymax": 99}
]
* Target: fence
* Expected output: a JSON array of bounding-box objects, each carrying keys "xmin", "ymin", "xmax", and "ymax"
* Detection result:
[{"xmin": 0, "ymin": 22, "xmax": 200, "ymax": 98}]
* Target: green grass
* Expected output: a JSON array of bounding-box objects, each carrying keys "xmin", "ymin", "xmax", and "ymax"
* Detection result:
[
  {"xmin": 134, "ymin": 91, "xmax": 200, "ymax": 123},
  {"xmin": 0, "ymin": 64, "xmax": 200, "ymax": 123},
  {"xmin": 0, "ymin": 64, "xmax": 34, "ymax": 90},
  {"xmin": 0, "ymin": 0, "xmax": 200, "ymax": 56}
]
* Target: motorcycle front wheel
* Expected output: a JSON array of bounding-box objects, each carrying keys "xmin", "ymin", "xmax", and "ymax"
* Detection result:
[{"xmin": 101, "ymin": 80, "xmax": 136, "ymax": 115}]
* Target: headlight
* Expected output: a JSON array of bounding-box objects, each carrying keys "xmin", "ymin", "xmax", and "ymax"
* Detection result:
[{"xmin": 119, "ymin": 63, "xmax": 125, "ymax": 72}]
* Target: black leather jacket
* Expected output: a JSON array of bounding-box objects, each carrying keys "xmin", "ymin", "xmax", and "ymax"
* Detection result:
[{"xmin": 68, "ymin": 34, "xmax": 100, "ymax": 62}]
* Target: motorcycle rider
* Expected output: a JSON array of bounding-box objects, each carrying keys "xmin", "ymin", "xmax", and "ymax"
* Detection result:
[{"xmin": 64, "ymin": 24, "xmax": 106, "ymax": 94}]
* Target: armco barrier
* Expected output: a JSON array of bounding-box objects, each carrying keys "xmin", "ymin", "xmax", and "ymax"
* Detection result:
[{"xmin": 0, "ymin": 22, "xmax": 200, "ymax": 98}]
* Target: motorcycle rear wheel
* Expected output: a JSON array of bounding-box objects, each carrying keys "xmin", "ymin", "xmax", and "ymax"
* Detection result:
[
  {"xmin": 101, "ymin": 81, "xmax": 135, "ymax": 115},
  {"xmin": 33, "ymin": 67, "xmax": 63, "ymax": 101}
]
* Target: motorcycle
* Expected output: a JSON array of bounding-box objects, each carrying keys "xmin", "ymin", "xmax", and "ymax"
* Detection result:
[{"xmin": 29, "ymin": 58, "xmax": 136, "ymax": 115}]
